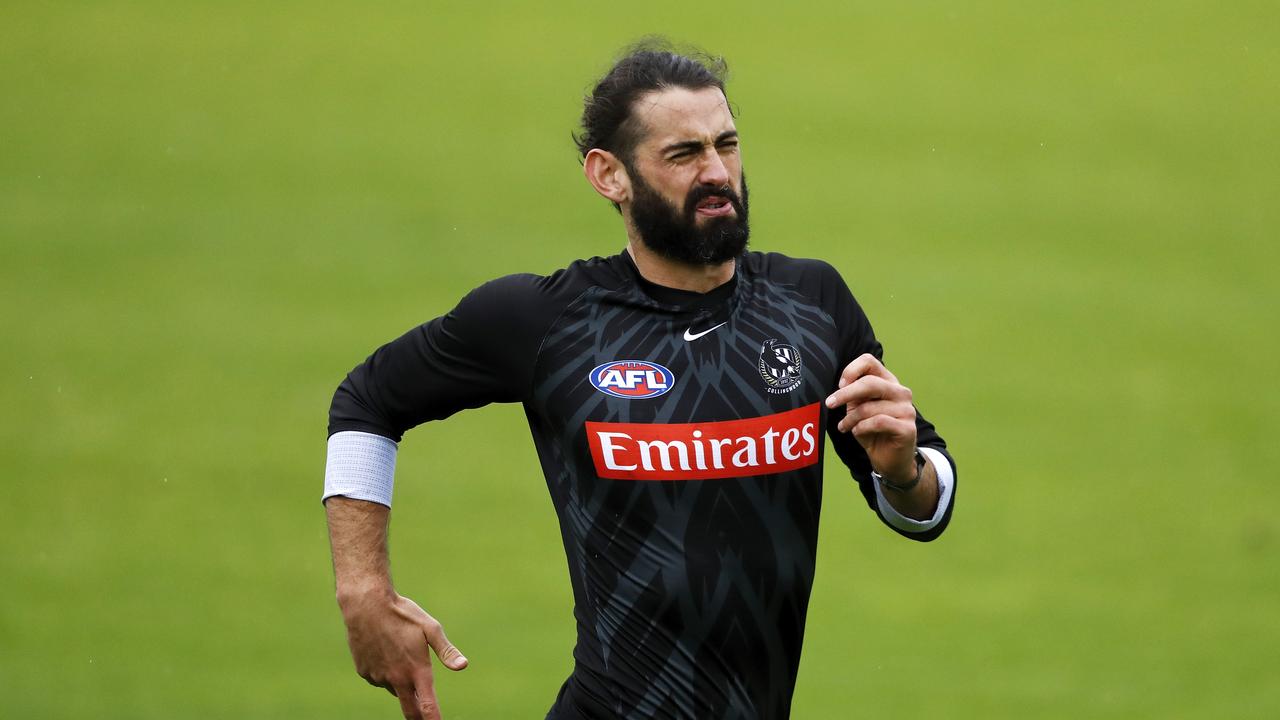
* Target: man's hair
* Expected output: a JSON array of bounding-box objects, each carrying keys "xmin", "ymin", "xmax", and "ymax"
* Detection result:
[{"xmin": 575, "ymin": 38, "xmax": 730, "ymax": 165}]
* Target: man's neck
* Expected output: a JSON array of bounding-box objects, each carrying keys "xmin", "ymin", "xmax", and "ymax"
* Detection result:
[{"xmin": 625, "ymin": 240, "xmax": 736, "ymax": 294}]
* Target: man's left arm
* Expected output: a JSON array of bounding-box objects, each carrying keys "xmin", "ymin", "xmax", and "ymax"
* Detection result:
[{"xmin": 825, "ymin": 352, "xmax": 956, "ymax": 538}]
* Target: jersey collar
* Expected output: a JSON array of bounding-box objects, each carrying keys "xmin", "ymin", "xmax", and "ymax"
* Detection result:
[{"xmin": 615, "ymin": 249, "xmax": 740, "ymax": 310}]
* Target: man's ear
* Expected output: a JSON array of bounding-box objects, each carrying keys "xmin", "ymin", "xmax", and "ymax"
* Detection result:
[{"xmin": 583, "ymin": 148, "xmax": 630, "ymax": 206}]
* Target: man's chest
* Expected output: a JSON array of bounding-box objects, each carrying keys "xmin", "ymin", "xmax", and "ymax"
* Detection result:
[{"xmin": 530, "ymin": 282, "xmax": 843, "ymax": 479}]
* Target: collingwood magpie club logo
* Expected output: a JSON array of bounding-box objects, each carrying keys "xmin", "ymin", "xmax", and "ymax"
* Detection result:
[{"xmin": 758, "ymin": 339, "xmax": 803, "ymax": 394}]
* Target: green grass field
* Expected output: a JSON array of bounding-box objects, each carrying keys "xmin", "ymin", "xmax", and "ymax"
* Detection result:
[{"xmin": 3, "ymin": 1, "xmax": 1278, "ymax": 717}]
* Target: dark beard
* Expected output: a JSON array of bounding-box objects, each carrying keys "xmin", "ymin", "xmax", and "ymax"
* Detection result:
[{"xmin": 628, "ymin": 169, "xmax": 750, "ymax": 266}]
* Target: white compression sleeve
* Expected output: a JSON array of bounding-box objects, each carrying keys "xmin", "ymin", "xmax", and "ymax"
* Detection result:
[{"xmin": 323, "ymin": 431, "xmax": 398, "ymax": 507}]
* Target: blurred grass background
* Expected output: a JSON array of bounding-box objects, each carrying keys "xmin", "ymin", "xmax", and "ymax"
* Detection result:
[{"xmin": 2, "ymin": 1, "xmax": 1277, "ymax": 717}]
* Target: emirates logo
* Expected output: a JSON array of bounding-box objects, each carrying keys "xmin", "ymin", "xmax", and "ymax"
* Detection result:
[
  {"xmin": 585, "ymin": 404, "xmax": 821, "ymax": 481},
  {"xmin": 758, "ymin": 339, "xmax": 802, "ymax": 394}
]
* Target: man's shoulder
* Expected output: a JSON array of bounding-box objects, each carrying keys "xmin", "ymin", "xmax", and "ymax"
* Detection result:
[
  {"xmin": 450, "ymin": 253, "xmax": 632, "ymax": 340},
  {"xmin": 464, "ymin": 253, "xmax": 629, "ymax": 309},
  {"xmin": 474, "ymin": 254, "xmax": 628, "ymax": 299},
  {"xmin": 742, "ymin": 250, "xmax": 847, "ymax": 295}
]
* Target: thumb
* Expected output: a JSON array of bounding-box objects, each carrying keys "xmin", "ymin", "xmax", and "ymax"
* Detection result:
[{"xmin": 424, "ymin": 622, "xmax": 468, "ymax": 671}]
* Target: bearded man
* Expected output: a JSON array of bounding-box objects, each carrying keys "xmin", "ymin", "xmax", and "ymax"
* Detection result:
[{"xmin": 323, "ymin": 41, "xmax": 957, "ymax": 720}]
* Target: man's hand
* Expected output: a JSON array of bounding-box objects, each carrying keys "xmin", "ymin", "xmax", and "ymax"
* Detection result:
[
  {"xmin": 825, "ymin": 353, "xmax": 939, "ymax": 520},
  {"xmin": 326, "ymin": 497, "xmax": 467, "ymax": 719},
  {"xmin": 339, "ymin": 588, "xmax": 468, "ymax": 720},
  {"xmin": 825, "ymin": 353, "xmax": 918, "ymax": 479}
]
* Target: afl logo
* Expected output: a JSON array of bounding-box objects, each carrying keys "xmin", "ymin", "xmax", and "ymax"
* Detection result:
[
  {"xmin": 758, "ymin": 339, "xmax": 803, "ymax": 394},
  {"xmin": 589, "ymin": 360, "xmax": 675, "ymax": 399}
]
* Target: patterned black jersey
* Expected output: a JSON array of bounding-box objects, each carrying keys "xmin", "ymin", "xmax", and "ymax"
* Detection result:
[{"xmin": 329, "ymin": 250, "xmax": 956, "ymax": 719}]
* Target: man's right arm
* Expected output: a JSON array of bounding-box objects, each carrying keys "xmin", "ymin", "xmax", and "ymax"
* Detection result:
[
  {"xmin": 326, "ymin": 495, "xmax": 468, "ymax": 720},
  {"xmin": 323, "ymin": 273, "xmax": 564, "ymax": 718}
]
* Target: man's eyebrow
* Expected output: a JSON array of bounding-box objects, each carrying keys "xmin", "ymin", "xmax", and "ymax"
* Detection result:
[{"xmin": 661, "ymin": 131, "xmax": 740, "ymax": 155}]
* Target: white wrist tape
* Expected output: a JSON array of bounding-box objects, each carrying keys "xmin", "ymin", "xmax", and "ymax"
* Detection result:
[{"xmin": 323, "ymin": 431, "xmax": 398, "ymax": 507}]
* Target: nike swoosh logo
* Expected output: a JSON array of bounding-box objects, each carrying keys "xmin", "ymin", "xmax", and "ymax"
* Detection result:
[{"xmin": 683, "ymin": 322, "xmax": 727, "ymax": 342}]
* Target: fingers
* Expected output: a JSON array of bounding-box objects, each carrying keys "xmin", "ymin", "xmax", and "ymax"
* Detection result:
[
  {"xmin": 826, "ymin": 355, "xmax": 915, "ymax": 448},
  {"xmin": 835, "ymin": 353, "xmax": 898, "ymax": 390},
  {"xmin": 393, "ymin": 664, "xmax": 443, "ymax": 720},
  {"xmin": 836, "ymin": 399, "xmax": 915, "ymax": 433},
  {"xmin": 826, "ymin": 373, "xmax": 912, "ymax": 412},
  {"xmin": 850, "ymin": 413, "xmax": 916, "ymax": 442},
  {"xmin": 411, "ymin": 665, "xmax": 442, "ymax": 720},
  {"xmin": 394, "ymin": 683, "xmax": 423, "ymax": 720},
  {"xmin": 423, "ymin": 618, "xmax": 469, "ymax": 671},
  {"xmin": 348, "ymin": 594, "xmax": 463, "ymax": 718},
  {"xmin": 394, "ymin": 596, "xmax": 467, "ymax": 671}
]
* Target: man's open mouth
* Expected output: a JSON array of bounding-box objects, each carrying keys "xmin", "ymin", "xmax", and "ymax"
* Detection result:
[{"xmin": 695, "ymin": 195, "xmax": 735, "ymax": 217}]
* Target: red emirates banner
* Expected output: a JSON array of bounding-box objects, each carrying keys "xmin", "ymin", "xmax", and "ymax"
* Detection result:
[{"xmin": 586, "ymin": 403, "xmax": 822, "ymax": 481}]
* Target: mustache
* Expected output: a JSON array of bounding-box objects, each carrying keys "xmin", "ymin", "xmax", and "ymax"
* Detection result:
[{"xmin": 684, "ymin": 184, "xmax": 745, "ymax": 215}]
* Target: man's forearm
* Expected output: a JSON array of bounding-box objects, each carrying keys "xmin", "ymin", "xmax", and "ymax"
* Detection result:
[
  {"xmin": 324, "ymin": 495, "xmax": 469, "ymax": 718},
  {"xmin": 326, "ymin": 496, "xmax": 395, "ymax": 606},
  {"xmin": 878, "ymin": 457, "xmax": 940, "ymax": 521}
]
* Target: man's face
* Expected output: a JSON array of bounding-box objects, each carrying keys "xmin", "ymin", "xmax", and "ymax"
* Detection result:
[{"xmin": 623, "ymin": 87, "xmax": 749, "ymax": 266}]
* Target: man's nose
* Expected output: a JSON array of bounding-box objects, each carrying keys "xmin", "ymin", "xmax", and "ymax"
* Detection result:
[{"xmin": 698, "ymin": 150, "xmax": 731, "ymax": 187}]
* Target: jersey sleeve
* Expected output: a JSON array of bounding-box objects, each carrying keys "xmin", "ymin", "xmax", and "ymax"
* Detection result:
[
  {"xmin": 817, "ymin": 261, "xmax": 958, "ymax": 542},
  {"xmin": 328, "ymin": 273, "xmax": 564, "ymax": 442}
]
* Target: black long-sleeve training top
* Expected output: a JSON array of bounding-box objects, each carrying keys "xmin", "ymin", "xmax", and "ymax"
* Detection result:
[{"xmin": 329, "ymin": 250, "xmax": 956, "ymax": 719}]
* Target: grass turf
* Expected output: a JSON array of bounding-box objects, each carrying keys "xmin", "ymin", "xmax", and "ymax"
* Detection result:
[{"xmin": 2, "ymin": 1, "xmax": 1277, "ymax": 717}]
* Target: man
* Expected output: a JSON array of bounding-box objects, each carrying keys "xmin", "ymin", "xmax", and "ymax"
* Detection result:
[{"xmin": 324, "ymin": 42, "xmax": 956, "ymax": 720}]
